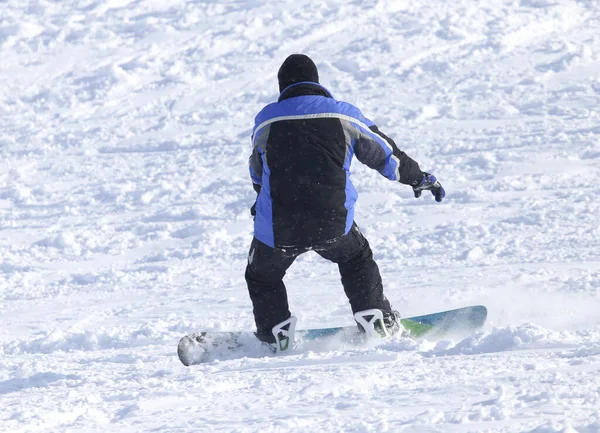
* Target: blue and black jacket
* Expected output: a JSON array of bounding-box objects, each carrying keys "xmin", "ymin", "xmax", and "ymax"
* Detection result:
[{"xmin": 249, "ymin": 82, "xmax": 423, "ymax": 249}]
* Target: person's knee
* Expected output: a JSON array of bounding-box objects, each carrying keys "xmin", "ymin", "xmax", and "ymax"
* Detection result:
[
  {"xmin": 245, "ymin": 264, "xmax": 284, "ymax": 286},
  {"xmin": 341, "ymin": 241, "xmax": 373, "ymax": 269}
]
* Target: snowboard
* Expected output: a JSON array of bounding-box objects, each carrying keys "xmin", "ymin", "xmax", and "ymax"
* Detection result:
[{"xmin": 177, "ymin": 305, "xmax": 487, "ymax": 366}]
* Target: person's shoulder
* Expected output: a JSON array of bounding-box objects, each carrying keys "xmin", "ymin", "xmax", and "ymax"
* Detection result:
[
  {"xmin": 330, "ymin": 99, "xmax": 372, "ymax": 125},
  {"xmin": 254, "ymin": 101, "xmax": 281, "ymax": 126}
]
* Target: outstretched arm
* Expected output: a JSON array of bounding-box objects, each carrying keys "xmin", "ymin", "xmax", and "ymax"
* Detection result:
[
  {"xmin": 351, "ymin": 114, "xmax": 445, "ymax": 201},
  {"xmin": 352, "ymin": 114, "xmax": 422, "ymax": 185},
  {"xmin": 354, "ymin": 123, "xmax": 423, "ymax": 186}
]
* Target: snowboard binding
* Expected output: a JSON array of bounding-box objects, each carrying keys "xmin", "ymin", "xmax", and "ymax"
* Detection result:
[
  {"xmin": 272, "ymin": 316, "xmax": 297, "ymax": 353},
  {"xmin": 354, "ymin": 309, "xmax": 394, "ymax": 338}
]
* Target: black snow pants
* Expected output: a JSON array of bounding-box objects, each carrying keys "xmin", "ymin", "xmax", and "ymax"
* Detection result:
[{"xmin": 245, "ymin": 223, "xmax": 393, "ymax": 342}]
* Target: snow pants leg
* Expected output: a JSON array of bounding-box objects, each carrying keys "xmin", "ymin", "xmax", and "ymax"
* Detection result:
[
  {"xmin": 245, "ymin": 238, "xmax": 299, "ymax": 342},
  {"xmin": 245, "ymin": 223, "xmax": 392, "ymax": 342},
  {"xmin": 315, "ymin": 223, "xmax": 392, "ymax": 317}
]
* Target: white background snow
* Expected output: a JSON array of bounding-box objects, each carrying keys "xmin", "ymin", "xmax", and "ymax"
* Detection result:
[{"xmin": 1, "ymin": 0, "xmax": 600, "ymax": 431}]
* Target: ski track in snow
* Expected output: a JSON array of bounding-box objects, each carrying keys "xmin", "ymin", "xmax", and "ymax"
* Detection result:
[{"xmin": 1, "ymin": 0, "xmax": 600, "ymax": 432}]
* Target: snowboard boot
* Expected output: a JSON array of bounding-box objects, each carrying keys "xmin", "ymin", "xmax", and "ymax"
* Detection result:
[
  {"xmin": 383, "ymin": 310, "xmax": 402, "ymax": 337},
  {"xmin": 354, "ymin": 309, "xmax": 403, "ymax": 338},
  {"xmin": 254, "ymin": 316, "xmax": 297, "ymax": 353}
]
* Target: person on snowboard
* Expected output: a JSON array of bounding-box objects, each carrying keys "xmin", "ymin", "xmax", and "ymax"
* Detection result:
[{"xmin": 246, "ymin": 54, "xmax": 445, "ymax": 347}]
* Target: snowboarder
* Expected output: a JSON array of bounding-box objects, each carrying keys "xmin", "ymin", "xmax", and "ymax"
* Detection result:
[{"xmin": 246, "ymin": 54, "xmax": 445, "ymax": 345}]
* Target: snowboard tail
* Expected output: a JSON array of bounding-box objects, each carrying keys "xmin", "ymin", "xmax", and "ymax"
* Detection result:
[{"xmin": 178, "ymin": 305, "xmax": 487, "ymax": 366}]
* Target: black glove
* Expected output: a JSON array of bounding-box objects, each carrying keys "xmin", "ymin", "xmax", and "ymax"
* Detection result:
[
  {"xmin": 412, "ymin": 172, "xmax": 445, "ymax": 202},
  {"xmin": 250, "ymin": 202, "xmax": 257, "ymax": 217}
]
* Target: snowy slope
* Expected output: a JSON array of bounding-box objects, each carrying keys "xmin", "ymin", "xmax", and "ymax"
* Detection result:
[{"xmin": 1, "ymin": 0, "xmax": 600, "ymax": 431}]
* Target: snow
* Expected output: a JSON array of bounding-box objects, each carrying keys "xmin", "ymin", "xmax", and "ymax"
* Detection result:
[{"xmin": 1, "ymin": 0, "xmax": 600, "ymax": 431}]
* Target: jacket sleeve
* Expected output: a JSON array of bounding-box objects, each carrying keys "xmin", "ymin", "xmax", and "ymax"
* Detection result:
[
  {"xmin": 352, "ymin": 113, "xmax": 423, "ymax": 186},
  {"xmin": 249, "ymin": 135, "xmax": 263, "ymax": 194}
]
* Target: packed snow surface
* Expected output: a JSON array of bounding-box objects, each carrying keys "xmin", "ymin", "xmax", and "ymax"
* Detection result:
[{"xmin": 1, "ymin": 0, "xmax": 600, "ymax": 432}]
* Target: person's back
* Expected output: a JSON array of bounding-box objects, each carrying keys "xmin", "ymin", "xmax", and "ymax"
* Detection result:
[
  {"xmin": 252, "ymin": 85, "xmax": 350, "ymax": 248},
  {"xmin": 246, "ymin": 54, "xmax": 445, "ymax": 346}
]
